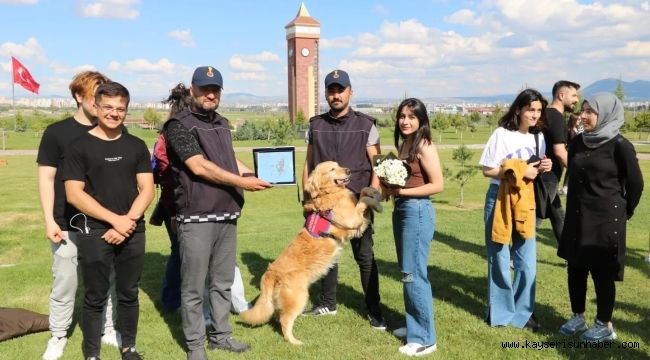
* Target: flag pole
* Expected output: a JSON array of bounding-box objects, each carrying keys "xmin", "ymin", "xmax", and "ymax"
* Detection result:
[{"xmin": 11, "ymin": 56, "xmax": 16, "ymax": 132}]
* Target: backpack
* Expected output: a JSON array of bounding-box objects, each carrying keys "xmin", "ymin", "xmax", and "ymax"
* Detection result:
[
  {"xmin": 150, "ymin": 132, "xmax": 176, "ymax": 224},
  {"xmin": 152, "ymin": 132, "xmax": 171, "ymax": 185}
]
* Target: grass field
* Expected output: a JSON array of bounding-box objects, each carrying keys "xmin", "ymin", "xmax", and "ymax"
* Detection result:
[{"xmin": 0, "ymin": 147, "xmax": 649, "ymax": 359}]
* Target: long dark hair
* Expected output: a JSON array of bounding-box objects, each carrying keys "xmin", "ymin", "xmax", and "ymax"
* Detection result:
[
  {"xmin": 498, "ymin": 88, "xmax": 547, "ymax": 133},
  {"xmin": 394, "ymin": 98, "xmax": 432, "ymax": 162},
  {"xmin": 162, "ymin": 83, "xmax": 191, "ymax": 118}
]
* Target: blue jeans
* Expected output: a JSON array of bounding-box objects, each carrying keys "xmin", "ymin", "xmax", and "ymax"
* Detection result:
[
  {"xmin": 484, "ymin": 184, "xmax": 536, "ymax": 328},
  {"xmin": 393, "ymin": 197, "xmax": 436, "ymax": 346}
]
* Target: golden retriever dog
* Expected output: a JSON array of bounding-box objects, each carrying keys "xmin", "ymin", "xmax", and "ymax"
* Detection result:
[{"xmin": 239, "ymin": 161, "xmax": 382, "ymax": 345}]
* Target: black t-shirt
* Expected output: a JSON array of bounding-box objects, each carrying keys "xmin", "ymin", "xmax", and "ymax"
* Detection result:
[
  {"xmin": 61, "ymin": 132, "xmax": 152, "ymax": 232},
  {"xmin": 543, "ymin": 107, "xmax": 568, "ymax": 180},
  {"xmin": 37, "ymin": 117, "xmax": 95, "ymax": 229}
]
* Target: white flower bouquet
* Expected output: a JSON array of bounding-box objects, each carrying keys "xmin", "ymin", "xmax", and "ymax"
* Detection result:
[{"xmin": 373, "ymin": 152, "xmax": 411, "ymax": 188}]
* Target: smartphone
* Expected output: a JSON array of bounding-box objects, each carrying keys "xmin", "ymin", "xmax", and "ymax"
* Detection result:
[{"xmin": 527, "ymin": 155, "xmax": 541, "ymax": 167}]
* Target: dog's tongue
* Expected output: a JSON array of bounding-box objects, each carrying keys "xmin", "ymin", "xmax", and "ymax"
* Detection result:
[{"xmin": 335, "ymin": 177, "xmax": 350, "ymax": 185}]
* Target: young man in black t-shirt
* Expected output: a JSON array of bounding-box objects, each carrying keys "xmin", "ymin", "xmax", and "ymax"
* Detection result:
[
  {"xmin": 37, "ymin": 71, "xmax": 121, "ymax": 360},
  {"xmin": 63, "ymin": 82, "xmax": 154, "ymax": 360},
  {"xmin": 541, "ymin": 80, "xmax": 580, "ymax": 242}
]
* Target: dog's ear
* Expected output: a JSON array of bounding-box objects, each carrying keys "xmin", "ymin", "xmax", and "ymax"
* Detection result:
[{"xmin": 306, "ymin": 171, "xmax": 320, "ymax": 199}]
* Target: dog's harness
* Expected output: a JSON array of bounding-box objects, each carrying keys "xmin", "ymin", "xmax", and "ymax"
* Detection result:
[{"xmin": 305, "ymin": 210, "xmax": 335, "ymax": 239}]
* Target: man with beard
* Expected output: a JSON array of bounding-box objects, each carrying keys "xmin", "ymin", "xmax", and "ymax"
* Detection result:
[
  {"xmin": 540, "ymin": 80, "xmax": 580, "ymax": 242},
  {"xmin": 163, "ymin": 66, "xmax": 271, "ymax": 360},
  {"xmin": 302, "ymin": 69, "xmax": 387, "ymax": 330}
]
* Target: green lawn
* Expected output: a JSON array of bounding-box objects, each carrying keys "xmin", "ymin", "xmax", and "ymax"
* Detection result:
[{"xmin": 0, "ymin": 149, "xmax": 649, "ymax": 359}]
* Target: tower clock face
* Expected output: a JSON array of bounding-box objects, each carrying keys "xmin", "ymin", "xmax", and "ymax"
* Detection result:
[{"xmin": 301, "ymin": 47, "xmax": 310, "ymax": 57}]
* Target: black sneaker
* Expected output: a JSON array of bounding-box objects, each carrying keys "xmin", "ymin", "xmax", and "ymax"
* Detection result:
[
  {"xmin": 121, "ymin": 347, "xmax": 143, "ymax": 360},
  {"xmin": 368, "ymin": 313, "xmax": 387, "ymax": 330},
  {"xmin": 208, "ymin": 336, "xmax": 250, "ymax": 353},
  {"xmin": 303, "ymin": 304, "xmax": 337, "ymax": 316},
  {"xmin": 524, "ymin": 313, "xmax": 541, "ymax": 333}
]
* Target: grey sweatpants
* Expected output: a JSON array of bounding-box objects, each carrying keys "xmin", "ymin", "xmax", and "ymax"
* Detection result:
[
  {"xmin": 178, "ymin": 221, "xmax": 236, "ymax": 351},
  {"xmin": 49, "ymin": 231, "xmax": 117, "ymax": 338}
]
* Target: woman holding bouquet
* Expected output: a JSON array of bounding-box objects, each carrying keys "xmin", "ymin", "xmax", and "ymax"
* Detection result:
[
  {"xmin": 479, "ymin": 89, "xmax": 552, "ymax": 331},
  {"xmin": 381, "ymin": 98, "xmax": 443, "ymax": 356}
]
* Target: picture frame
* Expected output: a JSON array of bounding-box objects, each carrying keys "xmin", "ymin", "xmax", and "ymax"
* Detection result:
[{"xmin": 252, "ymin": 146, "xmax": 296, "ymax": 185}]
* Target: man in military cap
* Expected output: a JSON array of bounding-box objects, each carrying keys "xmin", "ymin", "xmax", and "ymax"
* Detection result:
[
  {"xmin": 163, "ymin": 66, "xmax": 272, "ymax": 360},
  {"xmin": 302, "ymin": 69, "xmax": 387, "ymax": 330}
]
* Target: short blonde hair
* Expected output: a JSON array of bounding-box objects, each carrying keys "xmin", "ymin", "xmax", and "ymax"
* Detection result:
[{"xmin": 69, "ymin": 71, "xmax": 111, "ymax": 105}]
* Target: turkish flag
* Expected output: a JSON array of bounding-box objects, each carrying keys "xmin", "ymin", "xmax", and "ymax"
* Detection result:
[{"xmin": 12, "ymin": 56, "xmax": 40, "ymax": 94}]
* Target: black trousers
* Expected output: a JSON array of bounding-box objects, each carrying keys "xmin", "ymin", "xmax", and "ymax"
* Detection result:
[
  {"xmin": 567, "ymin": 263, "xmax": 616, "ymax": 323},
  {"xmin": 317, "ymin": 226, "xmax": 382, "ymax": 316},
  {"xmin": 542, "ymin": 178, "xmax": 565, "ymax": 242},
  {"xmin": 78, "ymin": 230, "xmax": 145, "ymax": 357}
]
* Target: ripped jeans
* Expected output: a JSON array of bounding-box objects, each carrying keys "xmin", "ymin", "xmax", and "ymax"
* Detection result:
[{"xmin": 393, "ymin": 197, "xmax": 436, "ymax": 346}]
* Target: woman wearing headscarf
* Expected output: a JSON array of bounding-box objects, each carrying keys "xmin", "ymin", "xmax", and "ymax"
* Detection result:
[{"xmin": 558, "ymin": 92, "xmax": 644, "ymax": 342}]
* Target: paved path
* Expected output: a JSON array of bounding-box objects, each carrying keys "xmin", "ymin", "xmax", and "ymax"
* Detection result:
[{"xmin": 2, "ymin": 143, "xmax": 650, "ymax": 160}]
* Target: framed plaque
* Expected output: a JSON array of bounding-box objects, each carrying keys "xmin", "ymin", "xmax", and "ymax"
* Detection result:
[{"xmin": 252, "ymin": 146, "xmax": 296, "ymax": 185}]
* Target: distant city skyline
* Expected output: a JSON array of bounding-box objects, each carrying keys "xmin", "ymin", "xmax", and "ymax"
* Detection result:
[{"xmin": 1, "ymin": 1, "xmax": 650, "ymax": 100}]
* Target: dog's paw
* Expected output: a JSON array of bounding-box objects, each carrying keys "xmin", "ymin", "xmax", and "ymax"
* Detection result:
[
  {"xmin": 360, "ymin": 196, "xmax": 383, "ymax": 213},
  {"xmin": 360, "ymin": 187, "xmax": 382, "ymax": 201}
]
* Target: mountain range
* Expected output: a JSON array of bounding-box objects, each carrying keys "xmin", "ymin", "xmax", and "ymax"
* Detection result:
[{"xmin": 217, "ymin": 79, "xmax": 650, "ymax": 105}]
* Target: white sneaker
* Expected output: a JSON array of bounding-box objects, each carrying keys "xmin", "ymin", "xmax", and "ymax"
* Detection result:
[
  {"xmin": 399, "ymin": 342, "xmax": 437, "ymax": 357},
  {"xmin": 42, "ymin": 336, "xmax": 67, "ymax": 360},
  {"xmin": 392, "ymin": 327, "xmax": 407, "ymax": 338},
  {"xmin": 101, "ymin": 328, "xmax": 122, "ymax": 348}
]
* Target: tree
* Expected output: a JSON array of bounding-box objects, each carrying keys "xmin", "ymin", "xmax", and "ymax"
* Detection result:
[
  {"xmin": 431, "ymin": 112, "xmax": 450, "ymax": 143},
  {"xmin": 469, "ymin": 112, "xmax": 481, "ymax": 127},
  {"xmin": 487, "ymin": 104, "xmax": 502, "ymax": 130},
  {"xmin": 15, "ymin": 110, "xmax": 26, "ymax": 132},
  {"xmin": 143, "ymin": 108, "xmax": 161, "ymax": 129},
  {"xmin": 443, "ymin": 144, "xmax": 478, "ymax": 207},
  {"xmin": 294, "ymin": 109, "xmax": 307, "ymax": 126},
  {"xmin": 614, "ymin": 78, "xmax": 625, "ymax": 101},
  {"xmin": 450, "ymin": 114, "xmax": 469, "ymax": 142},
  {"xmin": 269, "ymin": 117, "xmax": 295, "ymax": 146}
]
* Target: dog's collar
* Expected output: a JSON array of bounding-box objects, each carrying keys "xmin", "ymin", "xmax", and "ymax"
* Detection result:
[{"xmin": 305, "ymin": 210, "xmax": 333, "ymax": 238}]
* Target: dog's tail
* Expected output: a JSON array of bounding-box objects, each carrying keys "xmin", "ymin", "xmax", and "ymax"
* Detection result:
[{"xmin": 239, "ymin": 272, "xmax": 275, "ymax": 325}]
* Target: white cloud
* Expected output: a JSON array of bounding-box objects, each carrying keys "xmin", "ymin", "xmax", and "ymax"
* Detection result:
[
  {"xmin": 0, "ymin": 0, "xmax": 38, "ymax": 4},
  {"xmin": 76, "ymin": 0, "xmax": 139, "ymax": 20},
  {"xmin": 373, "ymin": 4, "xmax": 388, "ymax": 15},
  {"xmin": 229, "ymin": 56, "xmax": 264, "ymax": 72},
  {"xmin": 168, "ymin": 29, "xmax": 196, "ymax": 48},
  {"xmin": 230, "ymin": 72, "xmax": 270, "ymax": 81},
  {"xmin": 49, "ymin": 61, "xmax": 96, "ymax": 75},
  {"xmin": 379, "ymin": 19, "xmax": 430, "ymax": 43},
  {"xmin": 643, "ymin": 2, "xmax": 649, "ymax": 11},
  {"xmin": 320, "ymin": 36, "xmax": 356, "ymax": 49},
  {"xmin": 618, "ymin": 41, "xmax": 650, "ymax": 57},
  {"xmin": 226, "ymin": 52, "xmax": 279, "ymax": 82},
  {"xmin": 0, "ymin": 37, "xmax": 45, "ymax": 60},
  {"xmin": 444, "ymin": 9, "xmax": 476, "ymax": 25},
  {"xmin": 108, "ymin": 58, "xmax": 185, "ymax": 74},
  {"xmin": 241, "ymin": 51, "xmax": 280, "ymax": 62}
]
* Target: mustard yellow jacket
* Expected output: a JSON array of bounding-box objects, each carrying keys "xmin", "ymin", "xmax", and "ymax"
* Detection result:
[{"xmin": 491, "ymin": 159, "xmax": 536, "ymax": 244}]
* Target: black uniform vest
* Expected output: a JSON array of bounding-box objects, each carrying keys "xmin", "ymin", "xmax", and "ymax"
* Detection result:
[
  {"xmin": 167, "ymin": 109, "xmax": 244, "ymax": 222},
  {"xmin": 308, "ymin": 110, "xmax": 376, "ymax": 194}
]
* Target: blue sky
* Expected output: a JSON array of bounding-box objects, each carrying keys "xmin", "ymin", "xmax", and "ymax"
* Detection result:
[{"xmin": 1, "ymin": 0, "xmax": 649, "ymax": 101}]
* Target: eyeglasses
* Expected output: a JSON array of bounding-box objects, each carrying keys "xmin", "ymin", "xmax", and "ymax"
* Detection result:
[{"xmin": 97, "ymin": 104, "xmax": 127, "ymax": 115}]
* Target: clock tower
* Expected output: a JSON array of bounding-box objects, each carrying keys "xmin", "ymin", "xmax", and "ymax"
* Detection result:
[{"xmin": 286, "ymin": 2, "xmax": 320, "ymax": 123}]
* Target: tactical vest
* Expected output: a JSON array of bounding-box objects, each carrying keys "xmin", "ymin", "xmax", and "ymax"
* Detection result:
[
  {"xmin": 308, "ymin": 110, "xmax": 376, "ymax": 194},
  {"xmin": 166, "ymin": 109, "xmax": 244, "ymax": 223}
]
